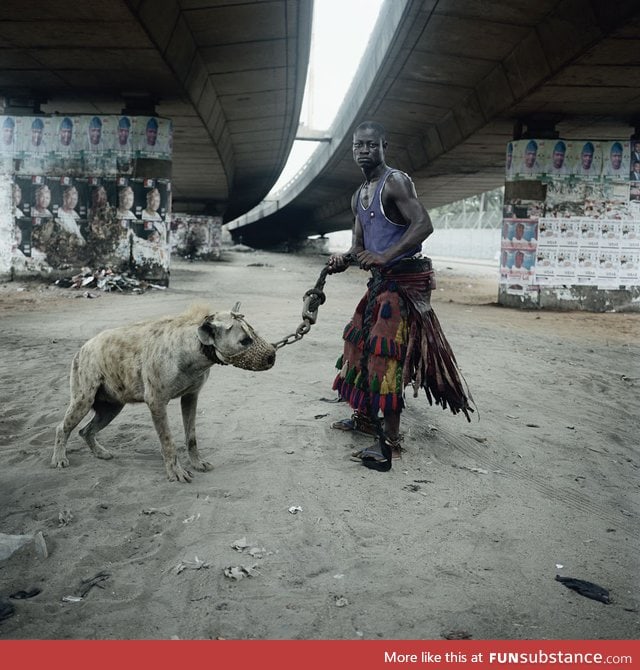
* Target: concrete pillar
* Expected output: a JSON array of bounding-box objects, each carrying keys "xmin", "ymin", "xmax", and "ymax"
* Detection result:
[
  {"xmin": 499, "ymin": 136, "xmax": 640, "ymax": 312},
  {"xmin": 0, "ymin": 113, "xmax": 173, "ymax": 285}
]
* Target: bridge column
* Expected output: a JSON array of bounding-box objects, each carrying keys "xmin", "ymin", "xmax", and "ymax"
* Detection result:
[
  {"xmin": 0, "ymin": 111, "xmax": 173, "ymax": 285},
  {"xmin": 499, "ymin": 132, "xmax": 640, "ymax": 312}
]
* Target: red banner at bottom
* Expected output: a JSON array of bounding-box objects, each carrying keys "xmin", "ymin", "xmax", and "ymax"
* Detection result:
[{"xmin": 1, "ymin": 639, "xmax": 639, "ymax": 670}]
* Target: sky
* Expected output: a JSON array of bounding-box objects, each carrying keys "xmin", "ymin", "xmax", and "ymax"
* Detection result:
[{"xmin": 267, "ymin": 0, "xmax": 384, "ymax": 195}]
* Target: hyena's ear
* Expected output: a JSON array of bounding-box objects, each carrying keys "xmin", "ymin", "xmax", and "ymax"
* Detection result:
[{"xmin": 197, "ymin": 314, "xmax": 232, "ymax": 345}]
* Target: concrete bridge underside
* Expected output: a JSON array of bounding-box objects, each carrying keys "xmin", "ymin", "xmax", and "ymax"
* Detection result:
[{"xmin": 228, "ymin": 0, "xmax": 640, "ymax": 248}]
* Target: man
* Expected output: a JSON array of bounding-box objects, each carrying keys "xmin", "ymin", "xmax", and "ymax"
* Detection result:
[
  {"xmin": 518, "ymin": 139, "xmax": 540, "ymax": 177},
  {"xmin": 29, "ymin": 118, "xmax": 46, "ymax": 152},
  {"xmin": 327, "ymin": 121, "xmax": 473, "ymax": 471},
  {"xmin": 57, "ymin": 117, "xmax": 74, "ymax": 152},
  {"xmin": 631, "ymin": 160, "xmax": 640, "ymax": 182},
  {"xmin": 631, "ymin": 140, "xmax": 640, "ymax": 164},
  {"xmin": 32, "ymin": 184, "xmax": 53, "ymax": 218},
  {"xmin": 116, "ymin": 116, "xmax": 132, "ymax": 149},
  {"xmin": 548, "ymin": 140, "xmax": 568, "ymax": 175},
  {"xmin": 575, "ymin": 141, "xmax": 598, "ymax": 176},
  {"xmin": 55, "ymin": 185, "xmax": 85, "ymax": 241},
  {"xmin": 87, "ymin": 116, "xmax": 103, "ymax": 151},
  {"xmin": 603, "ymin": 142, "xmax": 624, "ymax": 177},
  {"xmin": 1, "ymin": 116, "xmax": 15, "ymax": 152}
]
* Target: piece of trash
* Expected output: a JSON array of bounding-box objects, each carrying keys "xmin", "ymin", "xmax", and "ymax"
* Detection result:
[
  {"xmin": 506, "ymin": 414, "xmax": 519, "ymax": 420},
  {"xmin": 248, "ymin": 547, "xmax": 267, "ymax": 558},
  {"xmin": 455, "ymin": 465, "xmax": 489, "ymax": 475},
  {"xmin": 0, "ymin": 599, "xmax": 16, "ymax": 621},
  {"xmin": 0, "ymin": 533, "xmax": 34, "ymax": 561},
  {"xmin": 34, "ymin": 531, "xmax": 48, "ymax": 559},
  {"xmin": 285, "ymin": 450, "xmax": 295, "ymax": 455},
  {"xmin": 314, "ymin": 414, "xmax": 329, "ymax": 420},
  {"xmin": 232, "ymin": 537, "xmax": 250, "ymax": 552},
  {"xmin": 443, "ymin": 630, "xmax": 472, "ymax": 640},
  {"xmin": 9, "ymin": 588, "xmax": 42, "ymax": 600},
  {"xmin": 333, "ymin": 574, "xmax": 344, "ymax": 579},
  {"xmin": 142, "ymin": 508, "xmax": 172, "ymax": 516},
  {"xmin": 334, "ymin": 596, "xmax": 349, "ymax": 607},
  {"xmin": 183, "ymin": 513, "xmax": 201, "ymax": 524},
  {"xmin": 556, "ymin": 564, "xmax": 564, "ymax": 569},
  {"xmin": 288, "ymin": 505, "xmax": 303, "ymax": 514},
  {"xmin": 525, "ymin": 423, "xmax": 540, "ymax": 428},
  {"xmin": 58, "ymin": 510, "xmax": 74, "ymax": 527},
  {"xmin": 555, "ymin": 575, "xmax": 610, "ymax": 604},
  {"xmin": 566, "ymin": 426, "xmax": 575, "ymax": 430},
  {"xmin": 61, "ymin": 595, "xmax": 83, "ymax": 603},
  {"xmin": 223, "ymin": 565, "xmax": 258, "ymax": 581},
  {"xmin": 78, "ymin": 571, "xmax": 111, "ymax": 598},
  {"xmin": 176, "ymin": 557, "xmax": 209, "ymax": 574},
  {"xmin": 403, "ymin": 483, "xmax": 421, "ymax": 492}
]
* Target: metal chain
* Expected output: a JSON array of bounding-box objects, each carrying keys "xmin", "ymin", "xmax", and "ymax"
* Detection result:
[{"xmin": 272, "ymin": 254, "xmax": 356, "ymax": 350}]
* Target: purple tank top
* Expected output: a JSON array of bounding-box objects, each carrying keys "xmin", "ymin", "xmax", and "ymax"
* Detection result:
[{"xmin": 357, "ymin": 169, "xmax": 421, "ymax": 266}]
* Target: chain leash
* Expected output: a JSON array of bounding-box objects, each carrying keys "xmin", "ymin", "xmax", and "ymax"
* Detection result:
[{"xmin": 272, "ymin": 254, "xmax": 357, "ymax": 350}]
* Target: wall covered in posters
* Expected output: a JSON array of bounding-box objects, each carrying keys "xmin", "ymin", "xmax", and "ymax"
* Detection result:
[
  {"xmin": 500, "ymin": 137, "xmax": 640, "ymax": 309},
  {"xmin": 0, "ymin": 114, "xmax": 172, "ymax": 284}
]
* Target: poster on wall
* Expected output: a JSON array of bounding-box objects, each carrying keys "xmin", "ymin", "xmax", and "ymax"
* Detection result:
[{"xmin": 503, "ymin": 136, "xmax": 640, "ymax": 292}]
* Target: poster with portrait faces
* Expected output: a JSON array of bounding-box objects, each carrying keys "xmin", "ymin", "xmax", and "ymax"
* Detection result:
[{"xmin": 135, "ymin": 116, "xmax": 171, "ymax": 159}]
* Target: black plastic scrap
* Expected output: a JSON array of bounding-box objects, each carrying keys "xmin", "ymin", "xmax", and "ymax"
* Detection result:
[{"xmin": 555, "ymin": 575, "xmax": 610, "ymax": 604}]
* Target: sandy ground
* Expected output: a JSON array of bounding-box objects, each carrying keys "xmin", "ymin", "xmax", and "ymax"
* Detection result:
[{"xmin": 0, "ymin": 249, "xmax": 638, "ymax": 640}]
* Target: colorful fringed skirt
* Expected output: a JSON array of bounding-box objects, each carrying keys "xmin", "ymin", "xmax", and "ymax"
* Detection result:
[{"xmin": 333, "ymin": 258, "xmax": 473, "ymax": 420}]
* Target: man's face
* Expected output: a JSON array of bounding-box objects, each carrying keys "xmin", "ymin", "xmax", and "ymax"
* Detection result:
[
  {"xmin": 120, "ymin": 187, "xmax": 134, "ymax": 209},
  {"xmin": 514, "ymin": 253, "xmax": 524, "ymax": 268},
  {"xmin": 31, "ymin": 127, "xmax": 43, "ymax": 147},
  {"xmin": 36, "ymin": 187, "xmax": 51, "ymax": 209},
  {"xmin": 63, "ymin": 187, "xmax": 78, "ymax": 210},
  {"xmin": 552, "ymin": 150, "xmax": 565, "ymax": 169},
  {"xmin": 147, "ymin": 189, "xmax": 160, "ymax": 210},
  {"xmin": 610, "ymin": 150, "xmax": 622, "ymax": 170},
  {"xmin": 524, "ymin": 149, "xmax": 536, "ymax": 168},
  {"xmin": 118, "ymin": 126, "xmax": 130, "ymax": 146},
  {"xmin": 60, "ymin": 126, "xmax": 72, "ymax": 146},
  {"xmin": 12, "ymin": 184, "xmax": 21, "ymax": 206},
  {"xmin": 2, "ymin": 125, "xmax": 13, "ymax": 146},
  {"xmin": 581, "ymin": 151, "xmax": 593, "ymax": 170},
  {"xmin": 515, "ymin": 224, "xmax": 525, "ymax": 240},
  {"xmin": 89, "ymin": 125, "xmax": 101, "ymax": 146},
  {"xmin": 146, "ymin": 126, "xmax": 158, "ymax": 146},
  {"xmin": 352, "ymin": 128, "xmax": 385, "ymax": 170}
]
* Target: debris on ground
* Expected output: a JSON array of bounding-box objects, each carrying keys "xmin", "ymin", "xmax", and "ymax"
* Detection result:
[
  {"xmin": 78, "ymin": 571, "xmax": 111, "ymax": 598},
  {"xmin": 9, "ymin": 588, "xmax": 41, "ymax": 600},
  {"xmin": 442, "ymin": 629, "xmax": 473, "ymax": 640},
  {"xmin": 0, "ymin": 599, "xmax": 16, "ymax": 621},
  {"xmin": 288, "ymin": 505, "xmax": 303, "ymax": 514},
  {"xmin": 58, "ymin": 510, "xmax": 73, "ymax": 527},
  {"xmin": 555, "ymin": 575, "xmax": 610, "ymax": 604},
  {"xmin": 223, "ymin": 565, "xmax": 259, "ymax": 581},
  {"xmin": 55, "ymin": 268, "xmax": 166, "ymax": 294},
  {"xmin": 176, "ymin": 557, "xmax": 209, "ymax": 574}
]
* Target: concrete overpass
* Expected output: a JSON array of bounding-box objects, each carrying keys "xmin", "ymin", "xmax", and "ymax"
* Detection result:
[
  {"xmin": 228, "ymin": 0, "xmax": 640, "ymax": 248},
  {"xmin": 0, "ymin": 0, "xmax": 312, "ymax": 222}
]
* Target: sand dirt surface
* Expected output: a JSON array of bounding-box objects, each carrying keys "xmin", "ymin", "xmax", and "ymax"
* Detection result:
[{"xmin": 0, "ymin": 250, "xmax": 638, "ymax": 640}]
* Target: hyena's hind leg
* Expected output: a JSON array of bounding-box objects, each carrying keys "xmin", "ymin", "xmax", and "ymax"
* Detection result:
[
  {"xmin": 51, "ymin": 353, "xmax": 100, "ymax": 468},
  {"xmin": 78, "ymin": 398, "xmax": 124, "ymax": 460}
]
